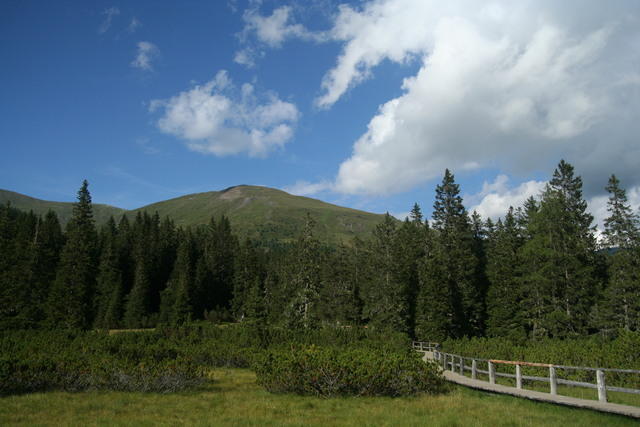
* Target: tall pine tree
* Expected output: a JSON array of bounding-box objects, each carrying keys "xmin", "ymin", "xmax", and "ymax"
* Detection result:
[
  {"xmin": 47, "ymin": 180, "xmax": 98, "ymax": 329},
  {"xmin": 599, "ymin": 175, "xmax": 640, "ymax": 331},
  {"xmin": 520, "ymin": 160, "xmax": 598, "ymax": 337}
]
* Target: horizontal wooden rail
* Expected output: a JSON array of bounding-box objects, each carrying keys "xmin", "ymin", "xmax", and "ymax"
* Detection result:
[{"xmin": 412, "ymin": 341, "xmax": 640, "ymax": 405}]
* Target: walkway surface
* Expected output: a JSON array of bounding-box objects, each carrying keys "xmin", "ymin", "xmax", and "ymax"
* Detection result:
[{"xmin": 421, "ymin": 351, "xmax": 640, "ymax": 419}]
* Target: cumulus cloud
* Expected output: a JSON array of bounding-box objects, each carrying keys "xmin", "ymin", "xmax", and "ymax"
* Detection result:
[
  {"xmin": 321, "ymin": 0, "xmax": 640, "ymax": 197},
  {"xmin": 234, "ymin": 5, "xmax": 326, "ymax": 67},
  {"xmin": 283, "ymin": 180, "xmax": 332, "ymax": 196},
  {"xmin": 469, "ymin": 175, "xmax": 546, "ymax": 220},
  {"xmin": 98, "ymin": 7, "xmax": 120, "ymax": 34},
  {"xmin": 131, "ymin": 41, "xmax": 159, "ymax": 71},
  {"xmin": 150, "ymin": 71, "xmax": 299, "ymax": 157}
]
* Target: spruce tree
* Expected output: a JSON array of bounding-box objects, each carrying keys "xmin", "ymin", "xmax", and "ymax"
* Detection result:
[
  {"xmin": 284, "ymin": 214, "xmax": 322, "ymax": 329},
  {"xmin": 318, "ymin": 244, "xmax": 362, "ymax": 326},
  {"xmin": 600, "ymin": 175, "xmax": 640, "ymax": 331},
  {"xmin": 94, "ymin": 217, "xmax": 124, "ymax": 329},
  {"xmin": 416, "ymin": 219, "xmax": 455, "ymax": 341},
  {"xmin": 423, "ymin": 169, "xmax": 481, "ymax": 337},
  {"xmin": 122, "ymin": 213, "xmax": 155, "ymax": 328},
  {"xmin": 47, "ymin": 180, "xmax": 98, "ymax": 329},
  {"xmin": 231, "ymin": 238, "xmax": 266, "ymax": 321},
  {"xmin": 159, "ymin": 229, "xmax": 197, "ymax": 324},
  {"xmin": 362, "ymin": 213, "xmax": 408, "ymax": 332},
  {"xmin": 394, "ymin": 207, "xmax": 426, "ymax": 336},
  {"xmin": 0, "ymin": 208, "xmax": 39, "ymax": 328},
  {"xmin": 485, "ymin": 208, "xmax": 526, "ymax": 340},
  {"xmin": 520, "ymin": 160, "xmax": 597, "ymax": 337}
]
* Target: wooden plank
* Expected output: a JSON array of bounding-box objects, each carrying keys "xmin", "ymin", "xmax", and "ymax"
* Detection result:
[
  {"xmin": 607, "ymin": 386, "xmax": 640, "ymax": 395},
  {"xmin": 597, "ymin": 369, "xmax": 607, "ymax": 403},
  {"xmin": 490, "ymin": 359, "xmax": 552, "ymax": 368},
  {"xmin": 557, "ymin": 378, "xmax": 597, "ymax": 389}
]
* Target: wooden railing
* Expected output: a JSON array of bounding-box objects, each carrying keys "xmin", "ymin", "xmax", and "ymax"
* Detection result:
[{"xmin": 412, "ymin": 341, "xmax": 640, "ymax": 404}]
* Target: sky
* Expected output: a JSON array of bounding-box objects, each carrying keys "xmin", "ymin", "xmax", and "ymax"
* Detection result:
[{"xmin": 1, "ymin": 0, "xmax": 639, "ymax": 229}]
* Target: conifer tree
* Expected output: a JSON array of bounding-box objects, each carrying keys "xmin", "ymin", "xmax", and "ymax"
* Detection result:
[
  {"xmin": 0, "ymin": 208, "xmax": 40, "ymax": 328},
  {"xmin": 600, "ymin": 175, "xmax": 640, "ymax": 331},
  {"xmin": 363, "ymin": 213, "xmax": 408, "ymax": 332},
  {"xmin": 318, "ymin": 244, "xmax": 362, "ymax": 326},
  {"xmin": 22, "ymin": 210, "xmax": 64, "ymax": 325},
  {"xmin": 422, "ymin": 169, "xmax": 480, "ymax": 337},
  {"xmin": 94, "ymin": 217, "xmax": 123, "ymax": 329},
  {"xmin": 47, "ymin": 180, "xmax": 98, "ymax": 329},
  {"xmin": 231, "ymin": 238, "xmax": 266, "ymax": 321},
  {"xmin": 284, "ymin": 213, "xmax": 322, "ymax": 329},
  {"xmin": 394, "ymin": 206, "xmax": 426, "ymax": 336},
  {"xmin": 122, "ymin": 213, "xmax": 155, "ymax": 328},
  {"xmin": 520, "ymin": 160, "xmax": 597, "ymax": 337},
  {"xmin": 485, "ymin": 208, "xmax": 526, "ymax": 340},
  {"xmin": 159, "ymin": 229, "xmax": 197, "ymax": 324}
]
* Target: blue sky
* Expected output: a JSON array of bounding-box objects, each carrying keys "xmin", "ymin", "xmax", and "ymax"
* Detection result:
[{"xmin": 2, "ymin": 0, "xmax": 639, "ymax": 226}]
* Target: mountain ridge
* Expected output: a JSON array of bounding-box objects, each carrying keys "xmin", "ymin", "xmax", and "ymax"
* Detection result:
[{"xmin": 0, "ymin": 185, "xmax": 387, "ymax": 244}]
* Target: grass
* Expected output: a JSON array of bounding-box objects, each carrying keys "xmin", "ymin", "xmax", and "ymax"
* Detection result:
[{"xmin": 1, "ymin": 368, "xmax": 637, "ymax": 426}]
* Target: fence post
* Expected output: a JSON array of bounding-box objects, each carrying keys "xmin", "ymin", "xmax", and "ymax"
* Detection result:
[
  {"xmin": 442, "ymin": 353, "xmax": 447, "ymax": 371},
  {"xmin": 488, "ymin": 361, "xmax": 496, "ymax": 384},
  {"xmin": 471, "ymin": 359, "xmax": 477, "ymax": 380},
  {"xmin": 450, "ymin": 354, "xmax": 455, "ymax": 371},
  {"xmin": 549, "ymin": 366, "xmax": 557, "ymax": 395},
  {"xmin": 459, "ymin": 356, "xmax": 464, "ymax": 375},
  {"xmin": 596, "ymin": 369, "xmax": 607, "ymax": 403},
  {"xmin": 516, "ymin": 364, "xmax": 522, "ymax": 389}
]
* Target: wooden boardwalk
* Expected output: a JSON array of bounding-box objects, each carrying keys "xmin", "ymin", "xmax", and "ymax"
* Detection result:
[{"xmin": 421, "ymin": 351, "xmax": 640, "ymax": 419}]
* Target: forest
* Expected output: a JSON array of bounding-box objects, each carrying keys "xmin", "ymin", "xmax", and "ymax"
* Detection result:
[{"xmin": 1, "ymin": 160, "xmax": 639, "ymax": 343}]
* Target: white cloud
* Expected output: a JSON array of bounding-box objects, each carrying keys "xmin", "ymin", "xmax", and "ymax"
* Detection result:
[
  {"xmin": 469, "ymin": 175, "xmax": 546, "ymax": 220},
  {"xmin": 131, "ymin": 41, "xmax": 159, "ymax": 71},
  {"xmin": 98, "ymin": 7, "xmax": 120, "ymax": 34},
  {"xmin": 320, "ymin": 0, "xmax": 640, "ymax": 197},
  {"xmin": 233, "ymin": 48, "xmax": 257, "ymax": 68},
  {"xmin": 234, "ymin": 5, "xmax": 327, "ymax": 67},
  {"xmin": 151, "ymin": 71, "xmax": 299, "ymax": 157},
  {"xmin": 242, "ymin": 5, "xmax": 321, "ymax": 47},
  {"xmin": 283, "ymin": 180, "xmax": 332, "ymax": 196},
  {"xmin": 128, "ymin": 17, "xmax": 142, "ymax": 33}
]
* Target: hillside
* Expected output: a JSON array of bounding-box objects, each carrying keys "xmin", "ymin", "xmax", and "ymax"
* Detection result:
[
  {"xmin": 0, "ymin": 189, "xmax": 126, "ymax": 227},
  {"xmin": 133, "ymin": 185, "xmax": 386, "ymax": 244},
  {"xmin": 0, "ymin": 186, "xmax": 387, "ymax": 244}
]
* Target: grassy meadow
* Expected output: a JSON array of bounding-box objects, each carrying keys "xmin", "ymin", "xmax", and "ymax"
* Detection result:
[{"xmin": 1, "ymin": 368, "xmax": 637, "ymax": 426}]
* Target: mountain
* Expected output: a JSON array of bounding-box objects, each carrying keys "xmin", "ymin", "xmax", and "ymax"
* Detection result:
[
  {"xmin": 0, "ymin": 189, "xmax": 126, "ymax": 226},
  {"xmin": 0, "ymin": 186, "xmax": 388, "ymax": 244},
  {"xmin": 133, "ymin": 185, "xmax": 385, "ymax": 244}
]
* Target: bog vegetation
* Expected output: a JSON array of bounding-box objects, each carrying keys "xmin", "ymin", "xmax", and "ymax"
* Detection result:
[{"xmin": 1, "ymin": 159, "xmax": 639, "ymax": 403}]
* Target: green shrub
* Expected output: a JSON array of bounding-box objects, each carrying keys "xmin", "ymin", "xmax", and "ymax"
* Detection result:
[
  {"xmin": 0, "ymin": 354, "xmax": 205, "ymax": 395},
  {"xmin": 254, "ymin": 345, "xmax": 448, "ymax": 397}
]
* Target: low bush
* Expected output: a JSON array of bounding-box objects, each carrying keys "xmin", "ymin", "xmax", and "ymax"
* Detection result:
[
  {"xmin": 0, "ymin": 355, "xmax": 204, "ymax": 395},
  {"xmin": 0, "ymin": 323, "xmax": 418, "ymax": 396},
  {"xmin": 254, "ymin": 345, "xmax": 447, "ymax": 397}
]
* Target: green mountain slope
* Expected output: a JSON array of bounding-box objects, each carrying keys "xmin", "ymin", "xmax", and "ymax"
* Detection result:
[
  {"xmin": 0, "ymin": 186, "xmax": 387, "ymax": 244},
  {"xmin": 0, "ymin": 189, "xmax": 126, "ymax": 227},
  {"xmin": 133, "ymin": 185, "xmax": 386, "ymax": 244}
]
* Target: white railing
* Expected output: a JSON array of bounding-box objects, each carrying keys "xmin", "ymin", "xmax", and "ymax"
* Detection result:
[{"xmin": 412, "ymin": 341, "xmax": 640, "ymax": 404}]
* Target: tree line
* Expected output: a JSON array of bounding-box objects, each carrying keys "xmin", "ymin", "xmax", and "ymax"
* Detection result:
[{"xmin": 1, "ymin": 160, "xmax": 638, "ymax": 340}]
